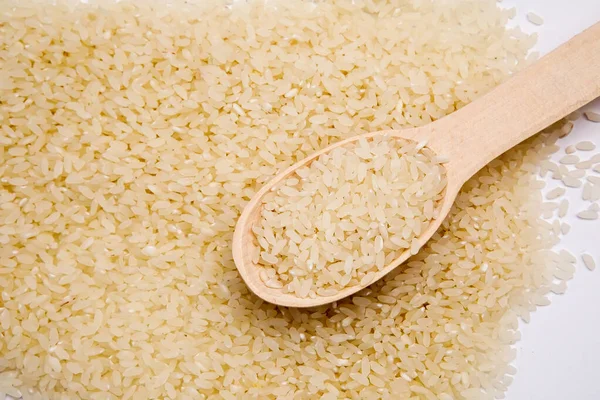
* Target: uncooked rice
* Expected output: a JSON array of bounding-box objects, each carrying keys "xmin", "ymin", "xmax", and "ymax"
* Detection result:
[
  {"xmin": 545, "ymin": 187, "xmax": 565, "ymax": 200},
  {"xmin": 568, "ymin": 169, "xmax": 586, "ymax": 179},
  {"xmin": 559, "ymin": 155, "xmax": 579, "ymax": 165},
  {"xmin": 584, "ymin": 111, "xmax": 600, "ymax": 122},
  {"xmin": 558, "ymin": 199, "xmax": 570, "ymax": 218},
  {"xmin": 562, "ymin": 176, "xmax": 582, "ymax": 188},
  {"xmin": 576, "ymin": 160, "xmax": 594, "ymax": 169},
  {"xmin": 582, "ymin": 254, "xmax": 596, "ymax": 271},
  {"xmin": 253, "ymin": 137, "xmax": 446, "ymax": 297},
  {"xmin": 539, "ymin": 160, "xmax": 558, "ymax": 178},
  {"xmin": 590, "ymin": 185, "xmax": 600, "ymax": 202},
  {"xmin": 526, "ymin": 12, "xmax": 544, "ymax": 26},
  {"xmin": 559, "ymin": 122, "xmax": 574, "ymax": 137},
  {"xmin": 0, "ymin": 0, "xmax": 581, "ymax": 399},
  {"xmin": 575, "ymin": 141, "xmax": 596, "ymax": 151},
  {"xmin": 583, "ymin": 183, "xmax": 593, "ymax": 201},
  {"xmin": 576, "ymin": 210, "xmax": 599, "ymax": 220},
  {"xmin": 588, "ymin": 176, "xmax": 600, "ymax": 184}
]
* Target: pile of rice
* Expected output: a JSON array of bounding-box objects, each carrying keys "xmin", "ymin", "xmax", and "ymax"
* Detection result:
[
  {"xmin": 253, "ymin": 137, "xmax": 447, "ymax": 298},
  {"xmin": 0, "ymin": 0, "xmax": 570, "ymax": 399}
]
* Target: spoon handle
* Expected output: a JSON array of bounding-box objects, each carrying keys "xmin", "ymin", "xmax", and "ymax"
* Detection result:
[{"xmin": 431, "ymin": 22, "xmax": 600, "ymax": 184}]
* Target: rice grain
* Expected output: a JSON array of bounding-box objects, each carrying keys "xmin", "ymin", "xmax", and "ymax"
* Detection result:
[
  {"xmin": 576, "ymin": 141, "xmax": 596, "ymax": 151},
  {"xmin": 576, "ymin": 210, "xmax": 599, "ymax": 220},
  {"xmin": 582, "ymin": 254, "xmax": 596, "ymax": 271},
  {"xmin": 584, "ymin": 111, "xmax": 600, "ymax": 122},
  {"xmin": 526, "ymin": 12, "xmax": 544, "ymax": 26},
  {"xmin": 559, "ymin": 155, "xmax": 579, "ymax": 165}
]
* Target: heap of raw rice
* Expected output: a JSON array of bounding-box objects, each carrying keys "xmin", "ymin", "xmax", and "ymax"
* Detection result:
[{"xmin": 0, "ymin": 0, "xmax": 578, "ymax": 399}]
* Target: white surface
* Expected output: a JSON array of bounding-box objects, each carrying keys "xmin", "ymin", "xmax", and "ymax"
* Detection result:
[
  {"xmin": 501, "ymin": 1, "xmax": 600, "ymax": 399},
  {"xmin": 509, "ymin": 103, "xmax": 600, "ymax": 400}
]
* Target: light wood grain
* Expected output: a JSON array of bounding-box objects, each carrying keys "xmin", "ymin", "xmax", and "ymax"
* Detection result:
[{"xmin": 232, "ymin": 22, "xmax": 600, "ymax": 308}]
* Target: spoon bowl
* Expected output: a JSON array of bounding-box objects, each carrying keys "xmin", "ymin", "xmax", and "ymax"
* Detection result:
[
  {"xmin": 233, "ymin": 22, "xmax": 600, "ymax": 308},
  {"xmin": 233, "ymin": 127, "xmax": 462, "ymax": 308}
]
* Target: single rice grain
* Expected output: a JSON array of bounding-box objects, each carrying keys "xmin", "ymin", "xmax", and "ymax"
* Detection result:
[
  {"xmin": 576, "ymin": 141, "xmax": 596, "ymax": 151},
  {"xmin": 526, "ymin": 12, "xmax": 544, "ymax": 26},
  {"xmin": 584, "ymin": 111, "xmax": 600, "ymax": 122},
  {"xmin": 577, "ymin": 210, "xmax": 599, "ymax": 220},
  {"xmin": 559, "ymin": 155, "xmax": 579, "ymax": 165},
  {"xmin": 565, "ymin": 145, "xmax": 577, "ymax": 154},
  {"xmin": 582, "ymin": 254, "xmax": 596, "ymax": 271},
  {"xmin": 546, "ymin": 187, "xmax": 565, "ymax": 200}
]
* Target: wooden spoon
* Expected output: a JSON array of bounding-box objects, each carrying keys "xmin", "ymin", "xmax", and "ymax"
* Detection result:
[{"xmin": 233, "ymin": 22, "xmax": 600, "ymax": 308}]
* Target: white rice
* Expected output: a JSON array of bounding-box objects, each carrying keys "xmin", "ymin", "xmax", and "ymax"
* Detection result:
[
  {"xmin": 588, "ymin": 175, "xmax": 600, "ymax": 184},
  {"xmin": 558, "ymin": 199, "xmax": 570, "ymax": 218},
  {"xmin": 0, "ymin": 0, "xmax": 579, "ymax": 399},
  {"xmin": 576, "ymin": 210, "xmax": 599, "ymax": 220},
  {"xmin": 590, "ymin": 185, "xmax": 600, "ymax": 202},
  {"xmin": 526, "ymin": 12, "xmax": 544, "ymax": 26},
  {"xmin": 559, "ymin": 155, "xmax": 579, "ymax": 165},
  {"xmin": 254, "ymin": 137, "xmax": 446, "ymax": 297},
  {"xmin": 565, "ymin": 145, "xmax": 577, "ymax": 154},
  {"xmin": 584, "ymin": 111, "xmax": 600, "ymax": 122},
  {"xmin": 583, "ymin": 183, "xmax": 593, "ymax": 201},
  {"xmin": 562, "ymin": 176, "xmax": 582, "ymax": 188},
  {"xmin": 546, "ymin": 187, "xmax": 566, "ymax": 200},
  {"xmin": 576, "ymin": 160, "xmax": 594, "ymax": 169},
  {"xmin": 569, "ymin": 169, "xmax": 586, "ymax": 179},
  {"xmin": 576, "ymin": 141, "xmax": 596, "ymax": 151},
  {"xmin": 559, "ymin": 121, "xmax": 574, "ymax": 137},
  {"xmin": 582, "ymin": 254, "xmax": 596, "ymax": 271}
]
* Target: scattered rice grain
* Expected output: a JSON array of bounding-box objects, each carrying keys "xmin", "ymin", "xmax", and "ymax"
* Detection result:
[
  {"xmin": 588, "ymin": 176, "xmax": 600, "ymax": 185},
  {"xmin": 576, "ymin": 160, "xmax": 594, "ymax": 169},
  {"xmin": 576, "ymin": 141, "xmax": 596, "ymax": 151},
  {"xmin": 546, "ymin": 187, "xmax": 565, "ymax": 200},
  {"xmin": 562, "ymin": 176, "xmax": 582, "ymax": 188},
  {"xmin": 559, "ymin": 155, "xmax": 579, "ymax": 165},
  {"xmin": 582, "ymin": 254, "xmax": 596, "ymax": 271},
  {"xmin": 526, "ymin": 12, "xmax": 544, "ymax": 26},
  {"xmin": 558, "ymin": 199, "xmax": 570, "ymax": 218},
  {"xmin": 564, "ymin": 145, "xmax": 577, "ymax": 154},
  {"xmin": 559, "ymin": 121, "xmax": 574, "ymax": 137},
  {"xmin": 576, "ymin": 210, "xmax": 599, "ymax": 220},
  {"xmin": 584, "ymin": 111, "xmax": 600, "ymax": 122}
]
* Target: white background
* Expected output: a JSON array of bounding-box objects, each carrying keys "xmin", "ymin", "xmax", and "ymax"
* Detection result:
[
  {"xmin": 502, "ymin": 1, "xmax": 600, "ymax": 399},
  {"xmin": 3, "ymin": 1, "xmax": 600, "ymax": 400}
]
